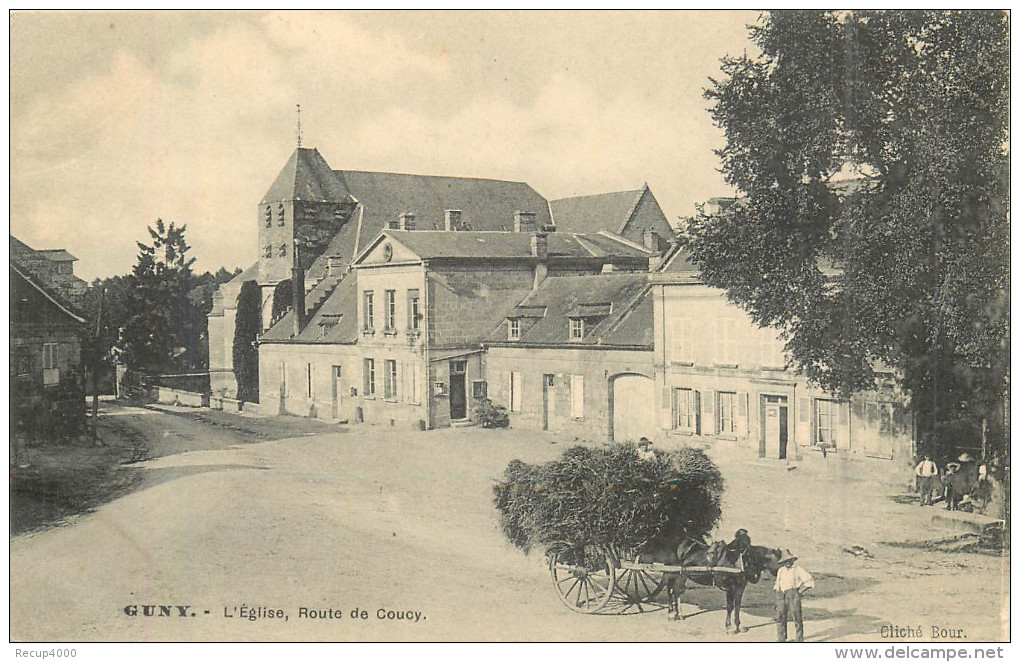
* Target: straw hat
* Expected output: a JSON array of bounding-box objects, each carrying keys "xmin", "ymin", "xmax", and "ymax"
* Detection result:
[
  {"xmin": 957, "ymin": 453, "xmax": 975, "ymax": 463},
  {"xmin": 777, "ymin": 549, "xmax": 798, "ymax": 565},
  {"xmin": 637, "ymin": 438, "xmax": 653, "ymax": 448}
]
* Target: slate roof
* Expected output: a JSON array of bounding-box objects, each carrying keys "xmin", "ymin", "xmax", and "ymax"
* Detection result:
[
  {"xmin": 658, "ymin": 245, "xmax": 698, "ymax": 273},
  {"xmin": 9, "ymin": 235, "xmax": 87, "ymax": 313},
  {"xmin": 260, "ymin": 147, "xmax": 354, "ymax": 204},
  {"xmin": 260, "ymin": 270, "xmax": 359, "ymax": 344},
  {"xmin": 38, "ymin": 249, "xmax": 78, "ymax": 262},
  {"xmin": 487, "ymin": 273, "xmax": 652, "ymax": 348},
  {"xmin": 356, "ymin": 230, "xmax": 652, "ymax": 263},
  {"xmin": 549, "ymin": 188, "xmax": 645, "ymax": 234}
]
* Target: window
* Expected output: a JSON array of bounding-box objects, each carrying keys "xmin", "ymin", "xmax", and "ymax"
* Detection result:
[
  {"xmin": 363, "ymin": 359, "xmax": 376, "ymax": 396},
  {"xmin": 42, "ymin": 343, "xmax": 59, "ymax": 386},
  {"xmin": 278, "ymin": 243, "xmax": 287, "ymax": 257},
  {"xmin": 716, "ymin": 391, "xmax": 736, "ymax": 434},
  {"xmin": 363, "ymin": 291, "xmax": 375, "ymax": 330},
  {"xmin": 509, "ymin": 372, "xmax": 522, "ymax": 412},
  {"xmin": 569, "ymin": 318, "xmax": 584, "ymax": 341},
  {"xmin": 761, "ymin": 331, "xmax": 785, "ymax": 368},
  {"xmin": 715, "ymin": 319, "xmax": 737, "ymax": 364},
  {"xmin": 570, "ymin": 375, "xmax": 584, "ymax": 419},
  {"xmin": 42, "ymin": 343, "xmax": 57, "ymax": 369},
  {"xmin": 384, "ymin": 290, "xmax": 396, "ymax": 331},
  {"xmin": 508, "ymin": 318, "xmax": 520, "ymax": 341},
  {"xmin": 384, "ymin": 360, "xmax": 397, "ymax": 400},
  {"xmin": 673, "ymin": 388, "xmax": 697, "ymax": 430},
  {"xmin": 306, "ymin": 363, "xmax": 314, "ymax": 398},
  {"xmin": 407, "ymin": 290, "xmax": 421, "ymax": 332},
  {"xmin": 277, "ymin": 203, "xmax": 286, "ymax": 226},
  {"xmin": 815, "ymin": 399, "xmax": 839, "ymax": 446},
  {"xmin": 472, "ymin": 380, "xmax": 487, "ymax": 400},
  {"xmin": 264, "ymin": 206, "xmax": 273, "ymax": 228},
  {"xmin": 673, "ymin": 318, "xmax": 694, "ymax": 362},
  {"xmin": 264, "ymin": 244, "xmax": 273, "ymax": 258}
]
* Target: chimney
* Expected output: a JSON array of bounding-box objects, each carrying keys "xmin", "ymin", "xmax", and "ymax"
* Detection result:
[
  {"xmin": 399, "ymin": 212, "xmax": 416, "ymax": 231},
  {"xmin": 643, "ymin": 228, "xmax": 660, "ymax": 252},
  {"xmin": 292, "ymin": 241, "xmax": 306, "ymax": 336},
  {"xmin": 444, "ymin": 209, "xmax": 462, "ymax": 231},
  {"xmin": 387, "ymin": 218, "xmax": 400, "ymax": 230},
  {"xmin": 531, "ymin": 232, "xmax": 549, "ymax": 289},
  {"xmin": 514, "ymin": 210, "xmax": 536, "ymax": 233}
]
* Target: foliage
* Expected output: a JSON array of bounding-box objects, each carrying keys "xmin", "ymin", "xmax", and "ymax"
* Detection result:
[
  {"xmin": 233, "ymin": 280, "xmax": 262, "ymax": 403},
  {"xmin": 493, "ymin": 444, "xmax": 724, "ymax": 557},
  {"xmin": 115, "ymin": 219, "xmax": 200, "ymax": 376},
  {"xmin": 472, "ymin": 398, "xmax": 510, "ymax": 428},
  {"xmin": 271, "ymin": 279, "xmax": 293, "ymax": 323},
  {"xmin": 687, "ymin": 10, "xmax": 1009, "ymax": 455}
]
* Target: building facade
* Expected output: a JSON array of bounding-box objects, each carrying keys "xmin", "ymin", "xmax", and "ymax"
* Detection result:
[{"xmin": 650, "ymin": 249, "xmax": 915, "ymax": 465}]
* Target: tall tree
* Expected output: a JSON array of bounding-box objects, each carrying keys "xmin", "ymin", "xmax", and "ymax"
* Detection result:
[
  {"xmin": 686, "ymin": 10, "xmax": 1009, "ymax": 457},
  {"xmin": 119, "ymin": 219, "xmax": 199, "ymax": 375},
  {"xmin": 233, "ymin": 280, "xmax": 261, "ymax": 403}
]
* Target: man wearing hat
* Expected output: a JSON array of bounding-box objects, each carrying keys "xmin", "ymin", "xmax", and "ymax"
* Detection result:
[
  {"xmin": 774, "ymin": 549, "xmax": 814, "ymax": 642},
  {"xmin": 914, "ymin": 454, "xmax": 939, "ymax": 506}
]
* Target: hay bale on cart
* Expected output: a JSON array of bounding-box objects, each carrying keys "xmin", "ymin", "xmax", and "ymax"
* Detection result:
[{"xmin": 493, "ymin": 443, "xmax": 725, "ymax": 613}]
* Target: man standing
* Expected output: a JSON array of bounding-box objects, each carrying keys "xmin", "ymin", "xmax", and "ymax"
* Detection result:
[
  {"xmin": 915, "ymin": 454, "xmax": 939, "ymax": 506},
  {"xmin": 775, "ymin": 549, "xmax": 814, "ymax": 643}
]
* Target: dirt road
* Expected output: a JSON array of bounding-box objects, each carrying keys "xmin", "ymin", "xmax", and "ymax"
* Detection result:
[{"xmin": 10, "ymin": 405, "xmax": 1009, "ymax": 642}]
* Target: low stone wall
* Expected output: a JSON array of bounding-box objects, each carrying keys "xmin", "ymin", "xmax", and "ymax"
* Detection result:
[
  {"xmin": 241, "ymin": 401, "xmax": 261, "ymax": 415},
  {"xmin": 210, "ymin": 396, "xmax": 243, "ymax": 412},
  {"xmin": 155, "ymin": 387, "xmax": 209, "ymax": 408}
]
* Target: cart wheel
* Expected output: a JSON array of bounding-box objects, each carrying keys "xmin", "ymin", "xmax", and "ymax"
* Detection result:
[
  {"xmin": 549, "ymin": 546, "xmax": 617, "ymax": 614},
  {"xmin": 616, "ymin": 567, "xmax": 666, "ymax": 604}
]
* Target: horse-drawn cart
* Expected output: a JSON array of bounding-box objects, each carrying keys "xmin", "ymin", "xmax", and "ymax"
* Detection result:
[{"xmin": 548, "ymin": 545, "xmax": 743, "ymax": 614}]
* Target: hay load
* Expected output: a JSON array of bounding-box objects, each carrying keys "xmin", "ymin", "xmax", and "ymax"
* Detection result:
[{"xmin": 493, "ymin": 444, "xmax": 724, "ymax": 558}]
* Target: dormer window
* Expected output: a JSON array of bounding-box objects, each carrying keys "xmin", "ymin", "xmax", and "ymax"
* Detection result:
[
  {"xmin": 277, "ymin": 203, "xmax": 286, "ymax": 226},
  {"xmin": 264, "ymin": 206, "xmax": 273, "ymax": 228},
  {"xmin": 508, "ymin": 318, "xmax": 520, "ymax": 341},
  {"xmin": 569, "ymin": 318, "xmax": 584, "ymax": 341}
]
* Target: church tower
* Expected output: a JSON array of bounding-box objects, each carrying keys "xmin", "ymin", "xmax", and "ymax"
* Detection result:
[{"xmin": 256, "ymin": 147, "xmax": 358, "ymax": 327}]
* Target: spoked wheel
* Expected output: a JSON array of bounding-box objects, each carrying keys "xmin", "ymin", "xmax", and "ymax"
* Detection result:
[
  {"xmin": 549, "ymin": 546, "xmax": 617, "ymax": 614},
  {"xmin": 615, "ymin": 567, "xmax": 666, "ymax": 606}
]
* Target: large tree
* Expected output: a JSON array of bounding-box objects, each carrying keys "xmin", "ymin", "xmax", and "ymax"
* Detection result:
[
  {"xmin": 119, "ymin": 219, "xmax": 198, "ymax": 375},
  {"xmin": 686, "ymin": 11, "xmax": 1009, "ymax": 457},
  {"xmin": 233, "ymin": 280, "xmax": 262, "ymax": 403}
]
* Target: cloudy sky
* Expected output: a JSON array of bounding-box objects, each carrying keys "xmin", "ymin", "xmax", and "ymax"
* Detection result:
[{"xmin": 11, "ymin": 10, "xmax": 759, "ymax": 280}]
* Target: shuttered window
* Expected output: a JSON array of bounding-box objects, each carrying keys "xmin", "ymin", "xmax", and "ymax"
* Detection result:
[{"xmin": 509, "ymin": 372, "xmax": 522, "ymax": 412}]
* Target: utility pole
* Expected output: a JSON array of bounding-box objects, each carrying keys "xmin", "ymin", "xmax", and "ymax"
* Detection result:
[{"xmin": 90, "ymin": 288, "xmax": 105, "ymax": 446}]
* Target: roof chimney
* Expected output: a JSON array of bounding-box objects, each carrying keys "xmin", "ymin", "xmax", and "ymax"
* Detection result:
[
  {"xmin": 514, "ymin": 210, "xmax": 536, "ymax": 233},
  {"xmin": 399, "ymin": 212, "xmax": 416, "ymax": 231},
  {"xmin": 643, "ymin": 228, "xmax": 660, "ymax": 252},
  {"xmin": 444, "ymin": 209, "xmax": 462, "ymax": 231},
  {"xmin": 531, "ymin": 232, "xmax": 549, "ymax": 260}
]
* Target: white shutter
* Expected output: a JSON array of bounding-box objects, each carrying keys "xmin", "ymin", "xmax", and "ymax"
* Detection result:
[
  {"xmin": 511, "ymin": 372, "xmax": 523, "ymax": 412},
  {"xmin": 571, "ymin": 375, "xmax": 584, "ymax": 419}
]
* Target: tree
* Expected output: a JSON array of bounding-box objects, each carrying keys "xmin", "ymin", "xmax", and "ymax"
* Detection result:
[
  {"xmin": 233, "ymin": 280, "xmax": 261, "ymax": 403},
  {"xmin": 270, "ymin": 279, "xmax": 292, "ymax": 323},
  {"xmin": 118, "ymin": 219, "xmax": 198, "ymax": 375},
  {"xmin": 686, "ymin": 11, "xmax": 1008, "ymax": 458}
]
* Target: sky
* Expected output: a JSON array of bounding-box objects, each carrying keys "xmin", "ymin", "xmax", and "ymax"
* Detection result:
[{"xmin": 10, "ymin": 10, "xmax": 760, "ymax": 281}]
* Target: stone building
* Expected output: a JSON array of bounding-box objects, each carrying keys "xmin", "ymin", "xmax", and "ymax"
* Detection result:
[
  {"xmin": 649, "ymin": 246, "xmax": 916, "ymax": 465},
  {"xmin": 258, "ymin": 228, "xmax": 653, "ymax": 429},
  {"xmin": 484, "ymin": 272, "xmax": 656, "ymax": 442}
]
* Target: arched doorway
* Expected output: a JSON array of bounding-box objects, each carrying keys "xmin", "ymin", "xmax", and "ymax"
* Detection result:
[{"xmin": 610, "ymin": 373, "xmax": 655, "ymax": 443}]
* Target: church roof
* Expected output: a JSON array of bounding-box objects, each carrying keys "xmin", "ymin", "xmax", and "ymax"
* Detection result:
[
  {"xmin": 358, "ymin": 230, "xmax": 651, "ymax": 262},
  {"xmin": 260, "ymin": 147, "xmax": 354, "ymax": 205},
  {"xmin": 550, "ymin": 187, "xmax": 646, "ymax": 234}
]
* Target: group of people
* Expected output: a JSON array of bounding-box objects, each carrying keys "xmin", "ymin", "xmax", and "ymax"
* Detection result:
[{"xmin": 913, "ymin": 452, "xmax": 992, "ymax": 510}]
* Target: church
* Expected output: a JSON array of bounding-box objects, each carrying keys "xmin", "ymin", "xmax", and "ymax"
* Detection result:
[{"xmin": 207, "ymin": 146, "xmax": 675, "ymax": 432}]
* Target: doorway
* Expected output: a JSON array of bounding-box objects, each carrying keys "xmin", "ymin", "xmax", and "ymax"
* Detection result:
[
  {"xmin": 331, "ymin": 365, "xmax": 342, "ymax": 419},
  {"xmin": 611, "ymin": 374, "xmax": 655, "ymax": 443},
  {"xmin": 760, "ymin": 394, "xmax": 789, "ymax": 459},
  {"xmin": 450, "ymin": 360, "xmax": 467, "ymax": 420}
]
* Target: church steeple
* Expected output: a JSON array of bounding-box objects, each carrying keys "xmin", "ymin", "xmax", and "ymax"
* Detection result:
[{"xmin": 257, "ymin": 146, "xmax": 357, "ymax": 286}]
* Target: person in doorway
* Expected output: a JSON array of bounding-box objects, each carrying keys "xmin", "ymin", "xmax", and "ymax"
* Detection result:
[
  {"xmin": 775, "ymin": 549, "xmax": 814, "ymax": 643},
  {"xmin": 914, "ymin": 454, "xmax": 939, "ymax": 506}
]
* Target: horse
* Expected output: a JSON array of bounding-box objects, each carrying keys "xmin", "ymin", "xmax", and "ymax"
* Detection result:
[{"xmin": 638, "ymin": 533, "xmax": 782, "ymax": 634}]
